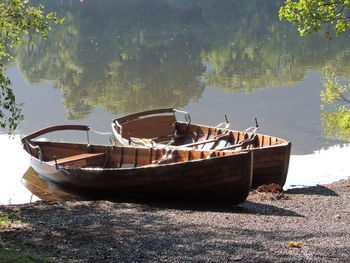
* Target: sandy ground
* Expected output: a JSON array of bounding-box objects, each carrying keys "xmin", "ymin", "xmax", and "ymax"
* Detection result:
[{"xmin": 1, "ymin": 179, "xmax": 350, "ymax": 263}]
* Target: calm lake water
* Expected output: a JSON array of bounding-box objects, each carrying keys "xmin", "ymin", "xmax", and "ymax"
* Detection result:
[{"xmin": 1, "ymin": 0, "xmax": 350, "ymax": 204}]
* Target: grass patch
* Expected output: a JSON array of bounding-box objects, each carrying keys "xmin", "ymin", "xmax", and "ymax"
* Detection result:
[
  {"xmin": 21, "ymin": 238, "xmax": 37, "ymax": 247},
  {"xmin": 0, "ymin": 212, "xmax": 21, "ymax": 228},
  {"xmin": 0, "ymin": 211, "xmax": 53, "ymax": 262},
  {"xmin": 0, "ymin": 240, "xmax": 9, "ymax": 248},
  {"xmin": 0, "ymin": 250, "xmax": 53, "ymax": 263}
]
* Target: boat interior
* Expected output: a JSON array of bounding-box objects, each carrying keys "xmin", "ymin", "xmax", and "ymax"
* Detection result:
[
  {"xmin": 23, "ymin": 140, "xmax": 240, "ymax": 169},
  {"xmin": 112, "ymin": 108, "xmax": 288, "ymax": 151}
]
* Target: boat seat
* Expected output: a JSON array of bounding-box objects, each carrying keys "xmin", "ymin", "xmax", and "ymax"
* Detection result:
[
  {"xmin": 47, "ymin": 153, "xmax": 106, "ymax": 167},
  {"xmin": 122, "ymin": 115, "xmax": 176, "ymax": 140}
]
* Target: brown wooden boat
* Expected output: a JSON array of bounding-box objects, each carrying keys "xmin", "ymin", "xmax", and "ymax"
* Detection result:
[
  {"xmin": 21, "ymin": 125, "xmax": 253, "ymax": 204},
  {"xmin": 111, "ymin": 108, "xmax": 292, "ymax": 188}
]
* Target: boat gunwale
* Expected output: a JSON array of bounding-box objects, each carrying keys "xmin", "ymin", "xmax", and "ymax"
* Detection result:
[
  {"xmin": 25, "ymin": 140, "xmax": 252, "ymax": 172},
  {"xmin": 175, "ymin": 121, "xmax": 290, "ymax": 145},
  {"xmin": 111, "ymin": 107, "xmax": 291, "ymax": 148},
  {"xmin": 113, "ymin": 108, "xmax": 175, "ymax": 124},
  {"xmin": 112, "ymin": 118, "xmax": 291, "ymax": 149},
  {"xmin": 110, "ymin": 109, "xmax": 292, "ymax": 189}
]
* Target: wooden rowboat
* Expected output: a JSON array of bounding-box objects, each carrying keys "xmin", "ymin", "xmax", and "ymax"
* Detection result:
[
  {"xmin": 111, "ymin": 108, "xmax": 292, "ymax": 188},
  {"xmin": 21, "ymin": 125, "xmax": 253, "ymax": 204}
]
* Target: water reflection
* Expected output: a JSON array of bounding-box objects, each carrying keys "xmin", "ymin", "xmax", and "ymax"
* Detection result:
[
  {"xmin": 320, "ymin": 71, "xmax": 350, "ymax": 141},
  {"xmin": 3, "ymin": 0, "xmax": 350, "ymax": 204},
  {"xmin": 0, "ymin": 134, "xmax": 35, "ymax": 205},
  {"xmin": 21, "ymin": 167, "xmax": 112, "ymax": 202},
  {"xmin": 15, "ymin": 0, "xmax": 350, "ymax": 118},
  {"xmin": 22, "ymin": 167, "xmax": 77, "ymax": 201},
  {"xmin": 285, "ymin": 144, "xmax": 350, "ymax": 189}
]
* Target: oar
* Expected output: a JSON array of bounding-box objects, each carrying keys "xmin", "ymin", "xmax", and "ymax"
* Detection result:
[{"xmin": 181, "ymin": 133, "xmax": 231, "ymax": 148}]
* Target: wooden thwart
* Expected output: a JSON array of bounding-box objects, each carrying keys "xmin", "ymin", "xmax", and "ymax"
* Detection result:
[
  {"xmin": 22, "ymin": 123, "xmax": 254, "ymax": 204},
  {"xmin": 111, "ymin": 108, "xmax": 292, "ymax": 188},
  {"xmin": 48, "ymin": 153, "xmax": 105, "ymax": 167}
]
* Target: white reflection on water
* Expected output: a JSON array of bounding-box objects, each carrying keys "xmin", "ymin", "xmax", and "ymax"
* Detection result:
[
  {"xmin": 1, "ymin": 134, "xmax": 349, "ymax": 204},
  {"xmin": 284, "ymin": 144, "xmax": 350, "ymax": 189},
  {"xmin": 0, "ymin": 134, "xmax": 39, "ymax": 205}
]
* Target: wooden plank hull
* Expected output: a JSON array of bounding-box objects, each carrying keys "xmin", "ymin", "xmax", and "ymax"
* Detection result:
[
  {"xmin": 23, "ymin": 135, "xmax": 253, "ymax": 204},
  {"xmin": 249, "ymin": 143, "xmax": 291, "ymax": 188},
  {"xmin": 112, "ymin": 109, "xmax": 292, "ymax": 188}
]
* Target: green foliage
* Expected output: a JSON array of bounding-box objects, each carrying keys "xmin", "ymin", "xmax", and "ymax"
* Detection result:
[
  {"xmin": 0, "ymin": 210, "xmax": 52, "ymax": 263},
  {"xmin": 279, "ymin": 0, "xmax": 350, "ymax": 36},
  {"xmin": 0, "ymin": 211, "xmax": 21, "ymax": 228},
  {"xmin": 0, "ymin": 0, "xmax": 64, "ymax": 60},
  {"xmin": 281, "ymin": 1, "xmax": 350, "ymax": 140},
  {"xmin": 321, "ymin": 69, "xmax": 349, "ymax": 104},
  {"xmin": 0, "ymin": 250, "xmax": 53, "ymax": 263},
  {"xmin": 320, "ymin": 68, "xmax": 350, "ymax": 140},
  {"xmin": 0, "ymin": 0, "xmax": 63, "ymax": 132},
  {"xmin": 0, "ymin": 71, "xmax": 23, "ymax": 131},
  {"xmin": 321, "ymin": 106, "xmax": 350, "ymax": 140}
]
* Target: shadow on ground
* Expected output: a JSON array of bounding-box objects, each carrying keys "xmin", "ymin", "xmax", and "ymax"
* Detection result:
[
  {"xmin": 1, "ymin": 200, "xmax": 347, "ymax": 263},
  {"xmin": 286, "ymin": 184, "xmax": 338, "ymax": 196}
]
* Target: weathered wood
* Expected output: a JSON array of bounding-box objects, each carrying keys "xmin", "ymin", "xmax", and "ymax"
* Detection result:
[
  {"xmin": 216, "ymin": 134, "xmax": 258, "ymax": 151},
  {"xmin": 22, "ymin": 125, "xmax": 89, "ymax": 142},
  {"xmin": 23, "ymin": 125, "xmax": 253, "ymax": 204},
  {"xmin": 116, "ymin": 108, "xmax": 174, "ymax": 124},
  {"xmin": 182, "ymin": 133, "xmax": 230, "ymax": 147},
  {"xmin": 122, "ymin": 115, "xmax": 176, "ymax": 139},
  {"xmin": 112, "ymin": 109, "xmax": 292, "ymax": 188},
  {"xmin": 47, "ymin": 153, "xmax": 105, "ymax": 167}
]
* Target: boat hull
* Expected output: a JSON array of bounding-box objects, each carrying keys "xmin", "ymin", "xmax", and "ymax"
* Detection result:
[
  {"xmin": 24, "ymin": 140, "xmax": 253, "ymax": 205},
  {"xmin": 175, "ymin": 122, "xmax": 292, "ymax": 188},
  {"xmin": 112, "ymin": 109, "xmax": 292, "ymax": 188},
  {"xmin": 249, "ymin": 142, "xmax": 291, "ymax": 188}
]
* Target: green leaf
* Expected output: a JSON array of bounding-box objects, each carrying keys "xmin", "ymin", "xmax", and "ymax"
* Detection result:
[
  {"xmin": 0, "ymin": 0, "xmax": 63, "ymax": 133},
  {"xmin": 279, "ymin": 0, "xmax": 350, "ymax": 36}
]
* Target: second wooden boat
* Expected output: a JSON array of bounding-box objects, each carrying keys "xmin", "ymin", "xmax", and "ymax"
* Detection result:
[
  {"xmin": 112, "ymin": 108, "xmax": 292, "ymax": 188},
  {"xmin": 21, "ymin": 125, "xmax": 253, "ymax": 205}
]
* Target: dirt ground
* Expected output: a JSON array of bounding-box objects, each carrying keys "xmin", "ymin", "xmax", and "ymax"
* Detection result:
[{"xmin": 1, "ymin": 179, "xmax": 350, "ymax": 263}]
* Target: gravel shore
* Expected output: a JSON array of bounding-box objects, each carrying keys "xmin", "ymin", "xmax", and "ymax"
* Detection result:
[{"xmin": 1, "ymin": 179, "xmax": 350, "ymax": 263}]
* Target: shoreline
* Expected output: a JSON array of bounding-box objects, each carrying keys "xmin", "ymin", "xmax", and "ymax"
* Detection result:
[
  {"xmin": 2, "ymin": 133, "xmax": 350, "ymax": 205},
  {"xmin": 1, "ymin": 179, "xmax": 350, "ymax": 262}
]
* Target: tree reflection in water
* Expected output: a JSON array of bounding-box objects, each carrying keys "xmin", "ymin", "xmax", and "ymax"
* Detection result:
[
  {"xmin": 321, "ymin": 69, "xmax": 350, "ymax": 141},
  {"xmin": 14, "ymin": 0, "xmax": 350, "ymax": 122}
]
